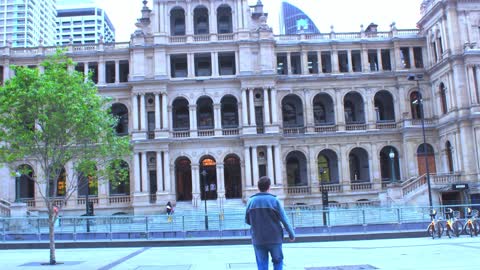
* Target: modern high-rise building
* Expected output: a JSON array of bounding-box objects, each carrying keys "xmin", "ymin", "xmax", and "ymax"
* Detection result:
[
  {"xmin": 0, "ymin": 0, "xmax": 480, "ymax": 217},
  {"xmin": 280, "ymin": 0, "xmax": 320, "ymax": 34},
  {"xmin": 56, "ymin": 7, "xmax": 115, "ymax": 45},
  {"xmin": 0, "ymin": 0, "xmax": 57, "ymax": 47}
]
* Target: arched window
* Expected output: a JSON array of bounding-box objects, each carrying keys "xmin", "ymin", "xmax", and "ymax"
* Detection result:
[
  {"xmin": 78, "ymin": 166, "xmax": 98, "ymax": 197},
  {"xmin": 221, "ymin": 95, "xmax": 238, "ymax": 128},
  {"xmin": 175, "ymin": 157, "xmax": 192, "ymax": 201},
  {"xmin": 281, "ymin": 94, "xmax": 304, "ymax": 127},
  {"xmin": 197, "ymin": 97, "xmax": 214, "ymax": 129},
  {"xmin": 317, "ymin": 155, "xmax": 329, "ymax": 183},
  {"xmin": 109, "ymin": 160, "xmax": 130, "ymax": 195},
  {"xmin": 172, "ymin": 98, "xmax": 190, "ymax": 130},
  {"xmin": 446, "ymin": 141, "xmax": 454, "ymax": 172},
  {"xmin": 111, "ymin": 103, "xmax": 128, "ymax": 135},
  {"xmin": 16, "ymin": 164, "xmax": 35, "ymax": 199},
  {"xmin": 374, "ymin": 90, "xmax": 395, "ymax": 121},
  {"xmin": 194, "ymin": 6, "xmax": 209, "ymax": 35},
  {"xmin": 49, "ymin": 166, "xmax": 66, "ymax": 197},
  {"xmin": 410, "ymin": 91, "xmax": 422, "ymax": 119},
  {"xmin": 217, "ymin": 5, "xmax": 233, "ymax": 34},
  {"xmin": 170, "ymin": 7, "xmax": 186, "ymax": 36},
  {"xmin": 440, "ymin": 83, "xmax": 448, "ymax": 115}
]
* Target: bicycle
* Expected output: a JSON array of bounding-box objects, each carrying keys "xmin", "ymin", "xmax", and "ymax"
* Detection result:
[
  {"xmin": 444, "ymin": 208, "xmax": 462, "ymax": 238},
  {"xmin": 427, "ymin": 209, "xmax": 443, "ymax": 239},
  {"xmin": 462, "ymin": 208, "xmax": 479, "ymax": 237}
]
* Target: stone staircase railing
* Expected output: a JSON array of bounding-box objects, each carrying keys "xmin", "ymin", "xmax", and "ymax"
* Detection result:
[
  {"xmin": 0, "ymin": 199, "xmax": 11, "ymax": 217},
  {"xmin": 401, "ymin": 172, "xmax": 462, "ymax": 198}
]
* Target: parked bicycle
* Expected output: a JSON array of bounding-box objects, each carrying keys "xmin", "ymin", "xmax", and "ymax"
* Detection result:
[
  {"xmin": 427, "ymin": 209, "xmax": 443, "ymax": 239},
  {"xmin": 462, "ymin": 208, "xmax": 479, "ymax": 237},
  {"xmin": 444, "ymin": 208, "xmax": 462, "ymax": 238}
]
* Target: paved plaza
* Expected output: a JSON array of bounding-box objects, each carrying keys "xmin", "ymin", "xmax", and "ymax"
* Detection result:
[{"xmin": 0, "ymin": 237, "xmax": 479, "ymax": 269}]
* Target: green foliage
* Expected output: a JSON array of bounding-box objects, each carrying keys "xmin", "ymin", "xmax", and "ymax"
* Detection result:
[{"xmin": 0, "ymin": 50, "xmax": 131, "ymax": 200}]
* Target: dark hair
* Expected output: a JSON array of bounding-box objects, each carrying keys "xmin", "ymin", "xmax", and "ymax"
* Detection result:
[{"xmin": 258, "ymin": 176, "xmax": 271, "ymax": 192}]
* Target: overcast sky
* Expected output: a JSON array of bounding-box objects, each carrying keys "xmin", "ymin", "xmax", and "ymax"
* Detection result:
[{"xmin": 94, "ymin": 0, "xmax": 423, "ymax": 42}]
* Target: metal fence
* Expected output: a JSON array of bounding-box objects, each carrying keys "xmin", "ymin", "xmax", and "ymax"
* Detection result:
[{"xmin": 0, "ymin": 204, "xmax": 478, "ymax": 242}]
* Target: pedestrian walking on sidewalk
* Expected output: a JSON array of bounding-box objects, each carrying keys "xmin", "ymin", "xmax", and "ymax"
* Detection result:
[{"xmin": 245, "ymin": 176, "xmax": 295, "ymax": 270}]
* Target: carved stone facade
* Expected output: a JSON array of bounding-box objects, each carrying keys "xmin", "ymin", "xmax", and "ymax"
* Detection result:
[{"xmin": 1, "ymin": 0, "xmax": 480, "ymax": 215}]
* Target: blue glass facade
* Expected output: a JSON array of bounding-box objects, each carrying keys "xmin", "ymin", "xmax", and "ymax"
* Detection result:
[{"xmin": 280, "ymin": 1, "xmax": 320, "ymax": 34}]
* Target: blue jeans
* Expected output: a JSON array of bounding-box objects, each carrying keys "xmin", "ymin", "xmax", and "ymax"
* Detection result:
[{"xmin": 253, "ymin": 244, "xmax": 284, "ymax": 270}]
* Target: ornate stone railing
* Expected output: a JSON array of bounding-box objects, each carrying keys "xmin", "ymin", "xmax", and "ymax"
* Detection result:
[
  {"xmin": 274, "ymin": 29, "xmax": 419, "ymax": 41},
  {"xmin": 283, "ymin": 127, "xmax": 305, "ymax": 136},
  {"xmin": 376, "ymin": 121, "xmax": 397, "ymax": 129},
  {"xmin": 108, "ymin": 195, "xmax": 131, "ymax": 204},
  {"xmin": 172, "ymin": 130, "xmax": 190, "ymax": 138},
  {"xmin": 320, "ymin": 184, "xmax": 342, "ymax": 193},
  {"xmin": 350, "ymin": 182, "xmax": 373, "ymax": 191},
  {"xmin": 345, "ymin": 123, "xmax": 367, "ymax": 131},
  {"xmin": 222, "ymin": 128, "xmax": 239, "ymax": 136},
  {"xmin": 0, "ymin": 199, "xmax": 11, "ymax": 217},
  {"xmin": 198, "ymin": 129, "xmax": 214, "ymax": 137},
  {"xmin": 76, "ymin": 197, "xmax": 99, "ymax": 205},
  {"xmin": 286, "ymin": 186, "xmax": 311, "ymax": 195},
  {"xmin": 314, "ymin": 124, "xmax": 337, "ymax": 133}
]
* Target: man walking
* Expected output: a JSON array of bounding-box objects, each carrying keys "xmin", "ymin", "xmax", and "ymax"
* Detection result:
[{"xmin": 245, "ymin": 176, "xmax": 295, "ymax": 270}]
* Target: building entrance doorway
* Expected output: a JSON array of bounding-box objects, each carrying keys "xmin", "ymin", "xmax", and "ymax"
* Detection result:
[{"xmin": 200, "ymin": 156, "xmax": 217, "ymax": 200}]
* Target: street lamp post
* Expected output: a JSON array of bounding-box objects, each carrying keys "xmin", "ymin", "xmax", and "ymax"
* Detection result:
[
  {"xmin": 408, "ymin": 74, "xmax": 433, "ymax": 208},
  {"xmin": 389, "ymin": 149, "xmax": 397, "ymax": 184},
  {"xmin": 14, "ymin": 171, "xmax": 21, "ymax": 203},
  {"xmin": 85, "ymin": 177, "xmax": 90, "ymax": 233},
  {"xmin": 319, "ymin": 167, "xmax": 328, "ymax": 226},
  {"xmin": 200, "ymin": 169, "xmax": 209, "ymax": 230}
]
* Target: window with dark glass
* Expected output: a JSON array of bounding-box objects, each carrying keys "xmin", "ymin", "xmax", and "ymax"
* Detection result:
[
  {"xmin": 400, "ymin": 47, "xmax": 410, "ymax": 68},
  {"xmin": 321, "ymin": 51, "xmax": 332, "ymax": 73},
  {"xmin": 381, "ymin": 49, "xmax": 391, "ymax": 70},
  {"xmin": 195, "ymin": 53, "xmax": 212, "ymax": 76},
  {"xmin": 217, "ymin": 5, "xmax": 232, "ymax": 34},
  {"xmin": 276, "ymin": 53, "xmax": 288, "ymax": 75},
  {"xmin": 218, "ymin": 52, "xmax": 236, "ymax": 75},
  {"xmin": 197, "ymin": 98, "xmax": 214, "ymax": 129},
  {"xmin": 307, "ymin": 52, "xmax": 318, "ymax": 74},
  {"xmin": 351, "ymin": 50, "xmax": 362, "ymax": 72},
  {"xmin": 413, "ymin": 47, "xmax": 423, "ymax": 68},
  {"xmin": 338, "ymin": 51, "xmax": 349, "ymax": 72},
  {"xmin": 194, "ymin": 7, "xmax": 209, "ymax": 35},
  {"xmin": 171, "ymin": 54, "xmax": 188, "ymax": 78},
  {"xmin": 105, "ymin": 61, "xmax": 115, "ymax": 83},
  {"xmin": 290, "ymin": 53, "xmax": 301, "ymax": 74},
  {"xmin": 119, "ymin": 60, "xmax": 129, "ymax": 82},
  {"xmin": 368, "ymin": 50, "xmax": 378, "ymax": 71},
  {"xmin": 88, "ymin": 62, "xmax": 98, "ymax": 84},
  {"xmin": 170, "ymin": 8, "xmax": 186, "ymax": 36},
  {"xmin": 172, "ymin": 98, "xmax": 190, "ymax": 130},
  {"xmin": 111, "ymin": 103, "xmax": 129, "ymax": 136},
  {"xmin": 282, "ymin": 103, "xmax": 297, "ymax": 126},
  {"xmin": 221, "ymin": 96, "xmax": 238, "ymax": 128}
]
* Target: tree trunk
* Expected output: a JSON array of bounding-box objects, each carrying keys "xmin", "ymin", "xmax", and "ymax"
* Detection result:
[{"xmin": 48, "ymin": 213, "xmax": 56, "ymax": 265}]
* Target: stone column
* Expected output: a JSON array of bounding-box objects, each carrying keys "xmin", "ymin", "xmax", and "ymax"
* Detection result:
[
  {"xmin": 141, "ymin": 152, "xmax": 148, "ymax": 193},
  {"xmin": 287, "ymin": 52, "xmax": 292, "ymax": 75},
  {"xmin": 156, "ymin": 151, "xmax": 164, "ymax": 192},
  {"xmin": 377, "ymin": 49, "xmax": 383, "ymax": 71},
  {"xmin": 115, "ymin": 60, "xmax": 120, "ymax": 83},
  {"xmin": 210, "ymin": 1, "xmax": 218, "ymax": 36},
  {"xmin": 331, "ymin": 49, "xmax": 339, "ymax": 73},
  {"xmin": 241, "ymin": 89, "xmax": 249, "ymax": 126},
  {"xmin": 267, "ymin": 145, "xmax": 274, "ymax": 182},
  {"xmin": 301, "ymin": 51, "xmax": 309, "ymax": 75},
  {"xmin": 317, "ymin": 51, "xmax": 323, "ymax": 73},
  {"xmin": 347, "ymin": 50, "xmax": 353, "ymax": 73},
  {"xmin": 162, "ymin": 93, "xmax": 169, "ymax": 129},
  {"xmin": 252, "ymin": 146, "xmax": 259, "ymax": 184},
  {"xmin": 191, "ymin": 164, "xmax": 199, "ymax": 207},
  {"xmin": 244, "ymin": 147, "xmax": 252, "ymax": 187},
  {"xmin": 98, "ymin": 60, "xmax": 105, "ymax": 84},
  {"xmin": 271, "ymin": 88, "xmax": 279, "ymax": 125},
  {"xmin": 409, "ymin": 47, "xmax": 415, "ymax": 68},
  {"xmin": 274, "ymin": 145, "xmax": 282, "ymax": 186},
  {"xmin": 134, "ymin": 153, "xmax": 141, "ymax": 192},
  {"xmin": 335, "ymin": 90, "xmax": 345, "ymax": 130},
  {"xmin": 132, "ymin": 94, "xmax": 139, "ymax": 130},
  {"xmin": 214, "ymin": 103, "xmax": 222, "ymax": 130},
  {"xmin": 188, "ymin": 53, "xmax": 195, "ymax": 77},
  {"xmin": 164, "ymin": 151, "xmax": 171, "ymax": 192},
  {"xmin": 248, "ymin": 89, "xmax": 256, "ymax": 126},
  {"xmin": 140, "ymin": 93, "xmax": 147, "ymax": 131},
  {"xmin": 212, "ymin": 52, "xmax": 219, "ymax": 77},
  {"xmin": 155, "ymin": 93, "xmax": 161, "ymax": 130},
  {"xmin": 263, "ymin": 88, "xmax": 271, "ymax": 125}
]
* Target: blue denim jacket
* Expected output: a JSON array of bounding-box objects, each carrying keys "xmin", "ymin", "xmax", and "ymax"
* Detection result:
[{"xmin": 245, "ymin": 192, "xmax": 295, "ymax": 245}]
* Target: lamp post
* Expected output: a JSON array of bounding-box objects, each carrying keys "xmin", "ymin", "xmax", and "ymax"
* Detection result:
[
  {"xmin": 85, "ymin": 176, "xmax": 90, "ymax": 233},
  {"xmin": 408, "ymin": 74, "xmax": 433, "ymax": 208},
  {"xmin": 389, "ymin": 149, "xmax": 397, "ymax": 184},
  {"xmin": 200, "ymin": 169, "xmax": 209, "ymax": 230},
  {"xmin": 319, "ymin": 167, "xmax": 328, "ymax": 226},
  {"xmin": 14, "ymin": 171, "xmax": 21, "ymax": 203}
]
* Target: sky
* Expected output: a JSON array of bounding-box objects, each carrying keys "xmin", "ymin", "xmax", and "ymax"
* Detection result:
[{"xmin": 90, "ymin": 0, "xmax": 424, "ymax": 42}]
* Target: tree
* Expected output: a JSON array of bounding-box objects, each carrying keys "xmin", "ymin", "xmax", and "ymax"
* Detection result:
[{"xmin": 0, "ymin": 51, "xmax": 131, "ymax": 264}]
